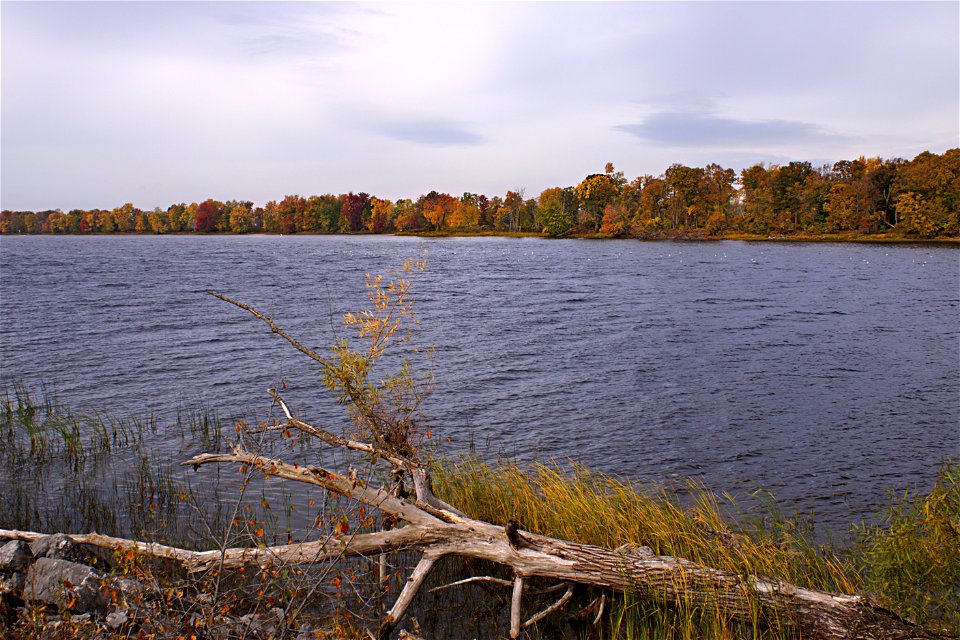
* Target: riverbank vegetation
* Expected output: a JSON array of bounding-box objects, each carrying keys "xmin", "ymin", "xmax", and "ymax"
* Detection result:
[
  {"xmin": 1, "ymin": 148, "xmax": 957, "ymax": 240},
  {"xmin": 1, "ymin": 388, "xmax": 957, "ymax": 638}
]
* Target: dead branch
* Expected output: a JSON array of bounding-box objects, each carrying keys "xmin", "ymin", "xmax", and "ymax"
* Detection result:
[
  {"xmin": 207, "ymin": 291, "xmax": 331, "ymax": 371},
  {"xmin": 524, "ymin": 583, "xmax": 574, "ymax": 629}
]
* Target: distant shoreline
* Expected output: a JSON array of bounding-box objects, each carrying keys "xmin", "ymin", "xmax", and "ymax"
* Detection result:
[{"xmin": 2, "ymin": 229, "xmax": 957, "ymax": 245}]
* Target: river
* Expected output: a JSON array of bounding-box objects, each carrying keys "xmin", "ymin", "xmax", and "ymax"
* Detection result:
[{"xmin": 1, "ymin": 235, "xmax": 956, "ymax": 538}]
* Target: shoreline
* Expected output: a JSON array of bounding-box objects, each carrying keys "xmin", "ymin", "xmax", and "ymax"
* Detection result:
[{"xmin": 2, "ymin": 229, "xmax": 958, "ymax": 245}]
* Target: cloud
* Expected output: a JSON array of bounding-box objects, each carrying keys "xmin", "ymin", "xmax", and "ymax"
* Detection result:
[
  {"xmin": 372, "ymin": 119, "xmax": 485, "ymax": 147},
  {"xmin": 615, "ymin": 109, "xmax": 846, "ymax": 148}
]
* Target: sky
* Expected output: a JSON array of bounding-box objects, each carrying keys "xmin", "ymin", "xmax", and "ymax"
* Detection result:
[{"xmin": 2, "ymin": 1, "xmax": 958, "ymax": 211}]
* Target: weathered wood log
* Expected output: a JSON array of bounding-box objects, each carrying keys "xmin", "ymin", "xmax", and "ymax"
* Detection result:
[{"xmin": 1, "ymin": 518, "xmax": 943, "ymax": 640}]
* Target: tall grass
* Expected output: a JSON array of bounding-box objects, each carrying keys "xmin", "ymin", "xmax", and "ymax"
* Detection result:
[
  {"xmin": 855, "ymin": 459, "xmax": 960, "ymax": 633},
  {"xmin": 0, "ymin": 382, "xmax": 140, "ymax": 469},
  {"xmin": 432, "ymin": 455, "xmax": 959, "ymax": 638},
  {"xmin": 433, "ymin": 457, "xmax": 860, "ymax": 591},
  {"xmin": 0, "ymin": 383, "xmax": 231, "ymax": 545}
]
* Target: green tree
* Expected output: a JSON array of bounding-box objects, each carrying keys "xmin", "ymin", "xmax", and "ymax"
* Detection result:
[{"xmin": 536, "ymin": 187, "xmax": 574, "ymax": 237}]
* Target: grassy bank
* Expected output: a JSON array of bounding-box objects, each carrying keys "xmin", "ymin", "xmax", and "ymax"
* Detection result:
[
  {"xmin": 1, "ymin": 388, "xmax": 957, "ymax": 638},
  {"xmin": 433, "ymin": 457, "xmax": 959, "ymax": 637}
]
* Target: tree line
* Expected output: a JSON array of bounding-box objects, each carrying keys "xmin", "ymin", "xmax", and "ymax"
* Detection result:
[{"xmin": 2, "ymin": 149, "xmax": 957, "ymax": 238}]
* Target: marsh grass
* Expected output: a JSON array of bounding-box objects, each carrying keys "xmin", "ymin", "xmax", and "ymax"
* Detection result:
[
  {"xmin": 854, "ymin": 460, "xmax": 960, "ymax": 634},
  {"xmin": 434, "ymin": 457, "xmax": 944, "ymax": 639},
  {"xmin": 0, "ymin": 383, "xmax": 231, "ymax": 546}
]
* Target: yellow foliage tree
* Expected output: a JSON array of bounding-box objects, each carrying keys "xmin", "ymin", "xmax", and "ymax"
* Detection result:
[{"xmin": 367, "ymin": 197, "xmax": 394, "ymax": 234}]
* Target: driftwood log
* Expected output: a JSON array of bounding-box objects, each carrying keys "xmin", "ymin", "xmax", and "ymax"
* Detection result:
[{"xmin": 0, "ymin": 394, "xmax": 946, "ymax": 640}]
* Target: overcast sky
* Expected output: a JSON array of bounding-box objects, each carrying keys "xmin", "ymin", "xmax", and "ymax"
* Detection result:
[{"xmin": 2, "ymin": 1, "xmax": 957, "ymax": 211}]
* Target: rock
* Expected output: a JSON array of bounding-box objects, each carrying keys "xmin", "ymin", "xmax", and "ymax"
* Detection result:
[
  {"xmin": 0, "ymin": 570, "xmax": 25, "ymax": 596},
  {"xmin": 111, "ymin": 575, "xmax": 153, "ymax": 605},
  {"xmin": 0, "ymin": 540, "xmax": 33, "ymax": 572},
  {"xmin": 24, "ymin": 557, "xmax": 107, "ymax": 613},
  {"xmin": 105, "ymin": 609, "xmax": 128, "ymax": 629},
  {"xmin": 235, "ymin": 607, "xmax": 286, "ymax": 638},
  {"xmin": 29, "ymin": 534, "xmax": 89, "ymax": 564},
  {"xmin": 40, "ymin": 614, "xmax": 94, "ymax": 640}
]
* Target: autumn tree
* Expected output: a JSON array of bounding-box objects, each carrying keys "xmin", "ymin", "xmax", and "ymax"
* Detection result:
[
  {"xmin": 339, "ymin": 192, "xmax": 371, "ymax": 232},
  {"xmin": 447, "ymin": 193, "xmax": 480, "ymax": 230},
  {"xmin": 701, "ymin": 163, "xmax": 736, "ymax": 235},
  {"xmin": 0, "ymin": 211, "xmax": 21, "ymax": 234},
  {"xmin": 195, "ymin": 199, "xmax": 220, "ymax": 233},
  {"xmin": 476, "ymin": 194, "xmax": 493, "ymax": 229},
  {"xmin": 895, "ymin": 192, "xmax": 937, "ymax": 237},
  {"xmin": 147, "ymin": 208, "xmax": 168, "ymax": 233},
  {"xmin": 367, "ymin": 197, "xmax": 394, "ymax": 234},
  {"xmin": 229, "ymin": 202, "xmax": 254, "ymax": 233},
  {"xmin": 166, "ymin": 204, "xmax": 187, "ymax": 232},
  {"xmin": 421, "ymin": 192, "xmax": 457, "ymax": 231},
  {"xmin": 80, "ymin": 210, "xmax": 100, "ymax": 233},
  {"xmin": 133, "ymin": 210, "xmax": 149, "ymax": 233},
  {"xmin": 111, "ymin": 203, "xmax": 137, "ymax": 232},
  {"xmin": 895, "ymin": 149, "xmax": 960, "ymax": 235},
  {"xmin": 663, "ymin": 164, "xmax": 704, "ymax": 229},
  {"xmin": 740, "ymin": 164, "xmax": 775, "ymax": 233},
  {"xmin": 498, "ymin": 189, "xmax": 526, "ymax": 232},
  {"xmin": 273, "ymin": 195, "xmax": 302, "ymax": 234},
  {"xmin": 575, "ymin": 173, "xmax": 619, "ymax": 232}
]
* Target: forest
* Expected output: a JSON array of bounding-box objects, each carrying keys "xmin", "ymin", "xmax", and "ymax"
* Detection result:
[{"xmin": 2, "ymin": 149, "xmax": 957, "ymax": 239}]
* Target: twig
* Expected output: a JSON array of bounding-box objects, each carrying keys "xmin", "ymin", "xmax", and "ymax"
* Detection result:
[
  {"xmin": 524, "ymin": 583, "xmax": 574, "ymax": 629},
  {"xmin": 593, "ymin": 593, "xmax": 606, "ymax": 626},
  {"xmin": 207, "ymin": 291, "xmax": 333, "ymax": 372},
  {"xmin": 379, "ymin": 555, "xmax": 438, "ymax": 640},
  {"xmin": 269, "ymin": 388, "xmax": 413, "ymax": 470},
  {"xmin": 429, "ymin": 576, "xmax": 514, "ymax": 592}
]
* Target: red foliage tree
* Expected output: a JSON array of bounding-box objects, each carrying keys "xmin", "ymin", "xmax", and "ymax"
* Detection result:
[
  {"xmin": 339, "ymin": 192, "xmax": 371, "ymax": 232},
  {"xmin": 195, "ymin": 200, "xmax": 219, "ymax": 233}
]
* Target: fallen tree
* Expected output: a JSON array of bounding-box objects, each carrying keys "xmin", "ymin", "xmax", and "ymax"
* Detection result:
[
  {"xmin": 3, "ymin": 262, "xmax": 949, "ymax": 639},
  {"xmin": 1, "ymin": 405, "xmax": 947, "ymax": 639}
]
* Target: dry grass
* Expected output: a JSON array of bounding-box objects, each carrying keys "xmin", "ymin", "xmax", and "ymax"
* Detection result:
[{"xmin": 432, "ymin": 456, "xmax": 866, "ymax": 639}]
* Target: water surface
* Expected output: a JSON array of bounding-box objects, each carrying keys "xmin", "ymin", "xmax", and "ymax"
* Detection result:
[{"xmin": 1, "ymin": 235, "xmax": 956, "ymax": 537}]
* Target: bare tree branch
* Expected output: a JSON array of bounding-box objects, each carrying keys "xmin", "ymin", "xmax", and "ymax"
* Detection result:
[
  {"xmin": 524, "ymin": 583, "xmax": 574, "ymax": 629},
  {"xmin": 207, "ymin": 291, "xmax": 332, "ymax": 371}
]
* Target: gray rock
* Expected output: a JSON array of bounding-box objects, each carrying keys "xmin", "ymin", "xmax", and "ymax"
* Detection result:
[
  {"xmin": 236, "ymin": 608, "xmax": 286, "ymax": 638},
  {"xmin": 29, "ymin": 533, "xmax": 89, "ymax": 563},
  {"xmin": 24, "ymin": 557, "xmax": 107, "ymax": 613},
  {"xmin": 0, "ymin": 570, "xmax": 25, "ymax": 596},
  {"xmin": 105, "ymin": 609, "xmax": 128, "ymax": 629},
  {"xmin": 111, "ymin": 575, "xmax": 153, "ymax": 604},
  {"xmin": 0, "ymin": 540, "xmax": 33, "ymax": 572}
]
